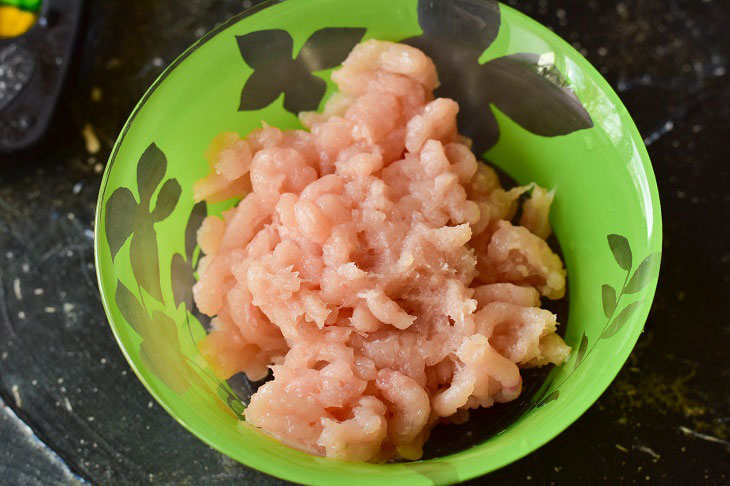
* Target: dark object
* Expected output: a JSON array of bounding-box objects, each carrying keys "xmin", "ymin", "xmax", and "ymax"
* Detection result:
[{"xmin": 0, "ymin": 0, "xmax": 83, "ymax": 153}]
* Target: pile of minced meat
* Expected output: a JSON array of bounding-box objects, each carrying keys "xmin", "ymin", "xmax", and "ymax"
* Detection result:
[{"xmin": 192, "ymin": 40, "xmax": 571, "ymax": 462}]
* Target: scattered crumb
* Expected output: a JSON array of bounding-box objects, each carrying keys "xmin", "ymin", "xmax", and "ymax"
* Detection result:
[
  {"xmin": 91, "ymin": 86, "xmax": 103, "ymax": 102},
  {"xmin": 13, "ymin": 278, "xmax": 21, "ymax": 300},
  {"xmin": 82, "ymin": 123, "xmax": 101, "ymax": 154},
  {"xmin": 64, "ymin": 397, "xmax": 73, "ymax": 412},
  {"xmin": 11, "ymin": 385, "xmax": 21, "ymax": 408},
  {"xmin": 679, "ymin": 425, "xmax": 730, "ymax": 446},
  {"xmin": 635, "ymin": 445, "xmax": 661, "ymax": 460},
  {"xmin": 106, "ymin": 58, "xmax": 121, "ymax": 69}
]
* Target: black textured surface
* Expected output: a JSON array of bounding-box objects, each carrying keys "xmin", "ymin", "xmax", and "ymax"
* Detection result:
[
  {"xmin": 0, "ymin": 0, "xmax": 728, "ymax": 484},
  {"xmin": 0, "ymin": 0, "xmax": 84, "ymax": 152}
]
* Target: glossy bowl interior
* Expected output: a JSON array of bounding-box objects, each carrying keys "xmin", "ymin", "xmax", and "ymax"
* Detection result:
[{"xmin": 95, "ymin": 0, "xmax": 662, "ymax": 484}]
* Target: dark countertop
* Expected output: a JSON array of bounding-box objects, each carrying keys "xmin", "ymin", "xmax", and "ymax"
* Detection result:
[{"xmin": 1, "ymin": 0, "xmax": 728, "ymax": 484}]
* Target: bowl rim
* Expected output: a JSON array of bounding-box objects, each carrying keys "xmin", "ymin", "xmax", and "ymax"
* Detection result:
[{"xmin": 94, "ymin": 0, "xmax": 662, "ymax": 483}]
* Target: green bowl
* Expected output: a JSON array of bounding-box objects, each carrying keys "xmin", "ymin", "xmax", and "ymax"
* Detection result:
[{"xmin": 95, "ymin": 0, "xmax": 662, "ymax": 484}]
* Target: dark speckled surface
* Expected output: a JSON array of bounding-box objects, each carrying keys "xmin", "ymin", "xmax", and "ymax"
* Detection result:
[{"xmin": 1, "ymin": 1, "xmax": 728, "ymax": 484}]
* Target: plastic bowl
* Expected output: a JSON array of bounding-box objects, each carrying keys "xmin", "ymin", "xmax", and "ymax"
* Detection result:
[{"xmin": 95, "ymin": 0, "xmax": 662, "ymax": 484}]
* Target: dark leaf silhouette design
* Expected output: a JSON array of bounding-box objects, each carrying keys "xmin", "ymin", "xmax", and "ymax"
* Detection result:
[
  {"xmin": 483, "ymin": 54, "xmax": 593, "ymax": 136},
  {"xmin": 104, "ymin": 143, "xmax": 181, "ymax": 302},
  {"xmin": 185, "ymin": 202, "xmax": 208, "ymax": 262},
  {"xmin": 151, "ymin": 179, "xmax": 182, "ymax": 222},
  {"xmin": 625, "ymin": 253, "xmax": 660, "ymax": 294},
  {"xmin": 237, "ymin": 27, "xmax": 365, "ymax": 113},
  {"xmin": 233, "ymin": 1, "xmax": 592, "ymax": 155},
  {"xmin": 537, "ymin": 390, "xmax": 559, "ymax": 407},
  {"xmin": 523, "ymin": 234, "xmax": 655, "ymax": 404},
  {"xmin": 607, "ymin": 234, "xmax": 632, "ymax": 271},
  {"xmin": 298, "ymin": 28, "xmax": 370, "ymax": 71},
  {"xmin": 115, "ymin": 280, "xmax": 146, "ymax": 334},
  {"xmin": 574, "ymin": 333, "xmax": 588, "ymax": 371},
  {"xmin": 130, "ymin": 222, "xmax": 163, "ymax": 302},
  {"xmin": 602, "ymin": 300, "xmax": 644, "ymax": 339},
  {"xmin": 602, "ymin": 284, "xmax": 617, "ymax": 319},
  {"xmin": 171, "ymin": 253, "xmax": 196, "ymax": 309},
  {"xmin": 240, "ymin": 69, "xmax": 285, "ymax": 111},
  {"xmin": 404, "ymin": 1, "xmax": 501, "ymax": 155},
  {"xmin": 404, "ymin": 0, "xmax": 593, "ymax": 155},
  {"xmin": 216, "ymin": 383, "xmax": 245, "ymax": 419},
  {"xmin": 283, "ymin": 66, "xmax": 327, "ymax": 114},
  {"xmin": 139, "ymin": 310, "xmax": 192, "ymax": 394},
  {"xmin": 236, "ymin": 29, "xmax": 293, "ymax": 68},
  {"xmin": 105, "ymin": 188, "xmax": 137, "ymax": 259},
  {"xmin": 413, "ymin": 0, "xmax": 500, "ymax": 52},
  {"xmin": 171, "ymin": 202, "xmax": 208, "ymax": 310},
  {"xmin": 115, "ymin": 281, "xmax": 206, "ymax": 394},
  {"xmin": 137, "ymin": 144, "xmax": 167, "ymax": 207}
]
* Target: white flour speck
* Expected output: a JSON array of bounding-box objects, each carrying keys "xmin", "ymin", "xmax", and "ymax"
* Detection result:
[
  {"xmin": 13, "ymin": 278, "xmax": 21, "ymax": 300},
  {"xmin": 11, "ymin": 385, "xmax": 21, "ymax": 407}
]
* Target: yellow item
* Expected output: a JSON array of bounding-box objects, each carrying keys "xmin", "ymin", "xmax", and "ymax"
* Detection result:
[{"xmin": 0, "ymin": 6, "xmax": 36, "ymax": 38}]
